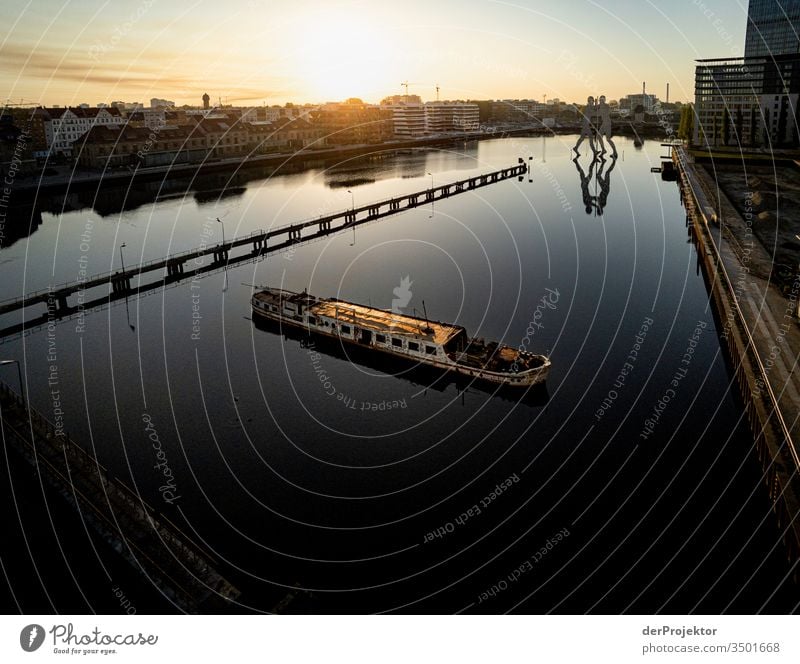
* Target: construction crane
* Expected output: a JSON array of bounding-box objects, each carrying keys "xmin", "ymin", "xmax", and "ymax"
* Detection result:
[
  {"xmin": 3, "ymin": 98, "xmax": 36, "ymax": 107},
  {"xmin": 435, "ymin": 84, "xmax": 440, "ymax": 102},
  {"xmin": 401, "ymin": 81, "xmax": 420, "ymax": 99}
]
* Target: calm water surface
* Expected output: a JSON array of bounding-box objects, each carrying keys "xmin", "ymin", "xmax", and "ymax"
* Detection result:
[{"xmin": 0, "ymin": 136, "xmax": 794, "ymax": 613}]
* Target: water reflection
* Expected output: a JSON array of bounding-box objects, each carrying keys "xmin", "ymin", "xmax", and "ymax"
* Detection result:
[
  {"xmin": 252, "ymin": 315, "xmax": 550, "ymax": 407},
  {"xmin": 2, "ymin": 145, "xmax": 480, "ymax": 239}
]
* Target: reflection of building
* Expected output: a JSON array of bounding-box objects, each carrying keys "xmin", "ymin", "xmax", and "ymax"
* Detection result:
[
  {"xmin": 693, "ymin": 54, "xmax": 800, "ymax": 148},
  {"xmin": 745, "ymin": 0, "xmax": 800, "ymax": 57}
]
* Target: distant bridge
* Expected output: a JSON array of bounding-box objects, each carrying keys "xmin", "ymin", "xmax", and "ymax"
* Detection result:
[{"xmin": 0, "ymin": 162, "xmax": 528, "ymax": 340}]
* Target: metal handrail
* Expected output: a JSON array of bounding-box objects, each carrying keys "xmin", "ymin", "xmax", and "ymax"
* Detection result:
[{"xmin": 675, "ymin": 146, "xmax": 800, "ymax": 471}]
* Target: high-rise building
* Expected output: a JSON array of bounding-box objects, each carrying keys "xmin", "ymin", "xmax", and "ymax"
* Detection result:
[
  {"xmin": 744, "ymin": 0, "xmax": 800, "ymax": 57},
  {"xmin": 693, "ymin": 53, "xmax": 800, "ymax": 148}
]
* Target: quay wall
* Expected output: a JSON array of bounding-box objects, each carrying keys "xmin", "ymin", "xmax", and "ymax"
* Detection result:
[{"xmin": 673, "ymin": 146, "xmax": 800, "ymax": 578}]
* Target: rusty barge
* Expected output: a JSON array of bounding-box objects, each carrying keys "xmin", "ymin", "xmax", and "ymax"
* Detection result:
[{"xmin": 251, "ymin": 287, "xmax": 550, "ymax": 388}]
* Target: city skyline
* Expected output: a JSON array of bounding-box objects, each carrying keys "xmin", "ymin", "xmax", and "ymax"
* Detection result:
[{"xmin": 1, "ymin": 0, "xmax": 752, "ymax": 107}]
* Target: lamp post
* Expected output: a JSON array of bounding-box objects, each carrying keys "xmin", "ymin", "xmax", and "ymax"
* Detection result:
[
  {"xmin": 0, "ymin": 359, "xmax": 25, "ymax": 409},
  {"xmin": 119, "ymin": 242, "xmax": 127, "ymax": 272},
  {"xmin": 347, "ymin": 190, "xmax": 355, "ymax": 245},
  {"xmin": 217, "ymin": 217, "xmax": 226, "ymax": 245},
  {"xmin": 427, "ymin": 172, "xmax": 433, "ymax": 189}
]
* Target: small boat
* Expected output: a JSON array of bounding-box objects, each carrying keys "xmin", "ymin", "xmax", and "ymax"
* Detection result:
[{"xmin": 251, "ymin": 287, "xmax": 550, "ymax": 387}]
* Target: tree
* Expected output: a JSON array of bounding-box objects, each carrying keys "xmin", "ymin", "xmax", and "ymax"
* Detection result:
[
  {"xmin": 722, "ymin": 109, "xmax": 730, "ymax": 146},
  {"xmin": 792, "ymin": 98, "xmax": 800, "ymax": 148},
  {"xmin": 777, "ymin": 98, "xmax": 788, "ymax": 146},
  {"xmin": 677, "ymin": 105, "xmax": 694, "ymax": 143}
]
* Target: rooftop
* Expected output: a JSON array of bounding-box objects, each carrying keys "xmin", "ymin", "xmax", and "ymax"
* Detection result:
[{"xmin": 311, "ymin": 299, "xmax": 462, "ymax": 345}]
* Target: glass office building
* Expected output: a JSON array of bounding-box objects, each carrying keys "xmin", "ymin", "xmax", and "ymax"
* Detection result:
[
  {"xmin": 745, "ymin": 0, "xmax": 800, "ymax": 57},
  {"xmin": 694, "ymin": 54, "xmax": 800, "ymax": 148}
]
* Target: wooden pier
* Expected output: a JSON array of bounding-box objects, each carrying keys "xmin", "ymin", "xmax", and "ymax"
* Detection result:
[
  {"xmin": 0, "ymin": 163, "xmax": 528, "ymax": 323},
  {"xmin": 0, "ymin": 382, "xmax": 240, "ymax": 612}
]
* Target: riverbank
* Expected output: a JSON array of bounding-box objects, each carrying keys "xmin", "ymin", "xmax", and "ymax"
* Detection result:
[
  {"xmin": 5, "ymin": 127, "xmax": 546, "ymax": 198},
  {"xmin": 5, "ymin": 122, "xmax": 672, "ymax": 199},
  {"xmin": 674, "ymin": 145, "xmax": 800, "ymax": 576}
]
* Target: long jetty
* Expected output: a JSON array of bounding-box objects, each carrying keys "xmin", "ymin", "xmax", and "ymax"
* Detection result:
[
  {"xmin": 0, "ymin": 162, "xmax": 528, "ymax": 326},
  {"xmin": 0, "ymin": 381, "xmax": 240, "ymax": 612}
]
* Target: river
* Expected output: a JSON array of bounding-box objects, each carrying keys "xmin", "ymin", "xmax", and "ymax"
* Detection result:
[{"xmin": 0, "ymin": 135, "xmax": 793, "ymax": 613}]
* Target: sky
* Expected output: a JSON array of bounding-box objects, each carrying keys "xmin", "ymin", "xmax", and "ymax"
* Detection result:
[{"xmin": 0, "ymin": 0, "xmax": 751, "ymax": 107}]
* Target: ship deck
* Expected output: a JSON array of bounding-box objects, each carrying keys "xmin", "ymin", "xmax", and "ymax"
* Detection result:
[{"xmin": 311, "ymin": 299, "xmax": 462, "ymax": 345}]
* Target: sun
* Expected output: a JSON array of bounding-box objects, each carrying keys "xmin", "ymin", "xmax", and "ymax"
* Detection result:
[{"xmin": 292, "ymin": 11, "xmax": 395, "ymax": 102}]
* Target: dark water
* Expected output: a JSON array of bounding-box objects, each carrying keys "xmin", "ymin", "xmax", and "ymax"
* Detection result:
[{"xmin": 0, "ymin": 136, "xmax": 795, "ymax": 614}]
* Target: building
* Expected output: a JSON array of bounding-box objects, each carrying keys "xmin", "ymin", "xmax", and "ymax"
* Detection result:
[
  {"xmin": 489, "ymin": 99, "xmax": 548, "ymax": 123},
  {"xmin": 312, "ymin": 100, "xmax": 393, "ymax": 144},
  {"xmin": 745, "ymin": 0, "xmax": 800, "ymax": 57},
  {"xmin": 43, "ymin": 106, "xmax": 124, "ymax": 156},
  {"xmin": 383, "ymin": 102, "xmax": 426, "ymax": 138},
  {"xmin": 2, "ymin": 107, "xmax": 50, "ymax": 153},
  {"xmin": 424, "ymin": 102, "xmax": 480, "ymax": 133},
  {"xmin": 202, "ymin": 93, "xmax": 210, "ymax": 110},
  {"xmin": 621, "ymin": 93, "xmax": 658, "ymax": 113},
  {"xmin": 74, "ymin": 115, "xmax": 326, "ymax": 169},
  {"xmin": 693, "ymin": 53, "xmax": 800, "ymax": 148},
  {"xmin": 150, "ymin": 98, "xmax": 175, "ymax": 108},
  {"xmin": 74, "ymin": 124, "xmax": 209, "ymax": 169},
  {"xmin": 125, "ymin": 108, "xmax": 168, "ymax": 130},
  {"xmin": 381, "ymin": 94, "xmax": 422, "ymax": 105}
]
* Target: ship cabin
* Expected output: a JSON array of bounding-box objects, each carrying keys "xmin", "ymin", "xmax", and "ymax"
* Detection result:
[{"xmin": 252, "ymin": 288, "xmax": 467, "ymax": 361}]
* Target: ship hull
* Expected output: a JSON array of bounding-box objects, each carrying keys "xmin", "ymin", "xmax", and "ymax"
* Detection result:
[{"xmin": 251, "ymin": 290, "xmax": 550, "ymax": 388}]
